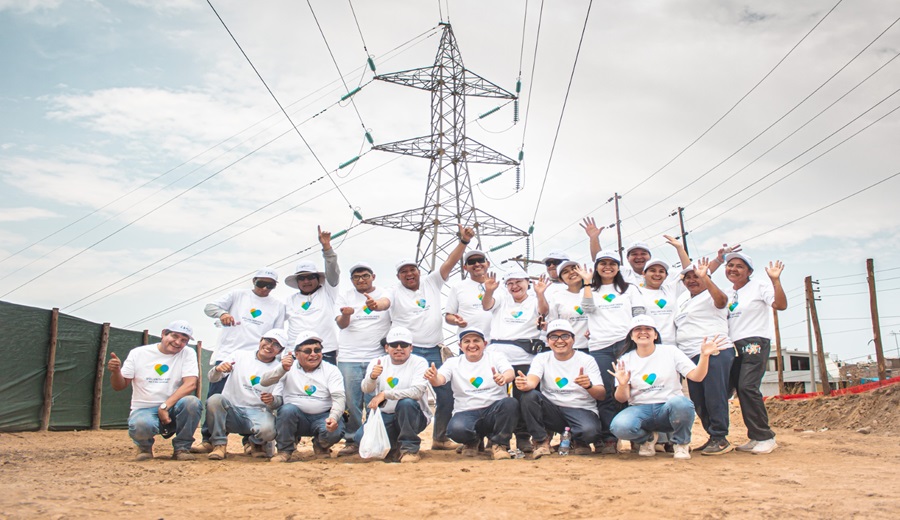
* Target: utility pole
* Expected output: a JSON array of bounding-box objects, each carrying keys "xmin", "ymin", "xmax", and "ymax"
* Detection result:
[
  {"xmin": 805, "ymin": 286, "xmax": 816, "ymax": 392},
  {"xmin": 670, "ymin": 207, "xmax": 690, "ymax": 257},
  {"xmin": 772, "ymin": 309, "xmax": 785, "ymax": 395},
  {"xmin": 806, "ymin": 276, "xmax": 830, "ymax": 394},
  {"xmin": 866, "ymin": 259, "xmax": 887, "ymax": 381},
  {"xmin": 612, "ymin": 193, "xmax": 623, "ymax": 262}
]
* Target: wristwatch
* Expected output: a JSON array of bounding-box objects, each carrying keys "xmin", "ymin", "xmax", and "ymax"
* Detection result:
[{"xmin": 158, "ymin": 403, "xmax": 169, "ymax": 411}]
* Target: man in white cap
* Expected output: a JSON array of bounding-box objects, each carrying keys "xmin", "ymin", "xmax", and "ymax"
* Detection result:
[
  {"xmin": 391, "ymin": 225, "xmax": 476, "ymax": 451},
  {"xmin": 196, "ymin": 266, "xmax": 286, "ymax": 452},
  {"xmin": 204, "ymin": 328, "xmax": 287, "ymax": 460},
  {"xmin": 541, "ymin": 250, "xmax": 570, "ymax": 285},
  {"xmin": 445, "ymin": 249, "xmax": 493, "ymax": 341},
  {"xmin": 425, "ymin": 327, "xmax": 518, "ymax": 460},
  {"xmin": 284, "ymin": 226, "xmax": 341, "ymax": 365},
  {"xmin": 353, "ymin": 327, "xmax": 432, "ymax": 463},
  {"xmin": 107, "ymin": 320, "xmax": 202, "ymax": 461},
  {"xmin": 262, "ymin": 331, "xmax": 345, "ymax": 462},
  {"xmin": 515, "ymin": 319, "xmax": 606, "ymax": 458},
  {"xmin": 334, "ymin": 261, "xmax": 392, "ymax": 455}
]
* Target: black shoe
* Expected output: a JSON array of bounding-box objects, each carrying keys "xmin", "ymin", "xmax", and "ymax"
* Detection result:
[{"xmin": 700, "ymin": 438, "xmax": 734, "ymax": 456}]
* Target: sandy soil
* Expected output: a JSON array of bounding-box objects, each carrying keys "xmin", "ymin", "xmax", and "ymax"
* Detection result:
[{"xmin": 1, "ymin": 388, "xmax": 898, "ymax": 519}]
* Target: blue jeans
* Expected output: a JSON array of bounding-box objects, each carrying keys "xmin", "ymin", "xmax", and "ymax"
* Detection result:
[
  {"xmin": 609, "ymin": 396, "xmax": 695, "ymax": 445},
  {"xmin": 689, "ymin": 347, "xmax": 735, "ymax": 439},
  {"xmin": 518, "ymin": 390, "xmax": 602, "ymax": 444},
  {"xmin": 338, "ymin": 361, "xmax": 374, "ymax": 442},
  {"xmin": 446, "ymin": 398, "xmax": 518, "ymax": 447},
  {"xmin": 352, "ymin": 398, "xmax": 428, "ymax": 454},
  {"xmin": 205, "ymin": 394, "xmax": 275, "ymax": 446},
  {"xmin": 413, "ymin": 346, "xmax": 453, "ymax": 442},
  {"xmin": 274, "ymin": 404, "xmax": 344, "ymax": 454},
  {"xmin": 200, "ymin": 360, "xmax": 229, "ymax": 442},
  {"xmin": 589, "ymin": 343, "xmax": 625, "ymax": 442},
  {"xmin": 128, "ymin": 396, "xmax": 202, "ymax": 452}
]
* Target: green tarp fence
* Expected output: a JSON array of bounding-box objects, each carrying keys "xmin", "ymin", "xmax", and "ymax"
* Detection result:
[{"xmin": 0, "ymin": 301, "xmax": 211, "ymax": 431}]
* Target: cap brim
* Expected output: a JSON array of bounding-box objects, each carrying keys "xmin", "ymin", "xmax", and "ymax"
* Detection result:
[{"xmin": 285, "ymin": 272, "xmax": 326, "ymax": 289}]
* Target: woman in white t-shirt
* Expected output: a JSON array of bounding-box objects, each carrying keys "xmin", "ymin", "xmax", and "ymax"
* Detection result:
[
  {"xmin": 721, "ymin": 252, "xmax": 787, "ymax": 455},
  {"xmin": 546, "ymin": 261, "xmax": 594, "ymax": 352},
  {"xmin": 581, "ymin": 250, "xmax": 644, "ymax": 454},
  {"xmin": 609, "ymin": 315, "xmax": 727, "ymax": 460}
]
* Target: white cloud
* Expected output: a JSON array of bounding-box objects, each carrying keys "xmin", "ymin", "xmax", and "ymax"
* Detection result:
[{"xmin": 0, "ymin": 207, "xmax": 59, "ymax": 222}]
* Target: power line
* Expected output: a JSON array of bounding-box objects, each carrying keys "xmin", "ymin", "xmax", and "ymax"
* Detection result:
[{"xmin": 518, "ymin": 0, "xmax": 545, "ymax": 157}]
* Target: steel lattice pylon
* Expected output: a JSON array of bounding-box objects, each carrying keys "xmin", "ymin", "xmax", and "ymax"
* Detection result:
[{"xmin": 362, "ymin": 23, "xmax": 526, "ymax": 273}]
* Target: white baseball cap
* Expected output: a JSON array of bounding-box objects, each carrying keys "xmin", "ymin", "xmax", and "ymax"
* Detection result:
[
  {"xmin": 725, "ymin": 252, "xmax": 754, "ymax": 270},
  {"xmin": 594, "ymin": 250, "xmax": 621, "ymax": 264},
  {"xmin": 262, "ymin": 328, "xmax": 289, "ymax": 349},
  {"xmin": 502, "ymin": 269, "xmax": 529, "ymax": 283},
  {"xmin": 628, "ymin": 314, "xmax": 661, "ymax": 343},
  {"xmin": 463, "ymin": 250, "xmax": 488, "ymax": 263},
  {"xmin": 644, "ymin": 259, "xmax": 670, "ymax": 272},
  {"xmin": 458, "ymin": 327, "xmax": 486, "ymax": 341},
  {"xmin": 165, "ymin": 320, "xmax": 194, "ymax": 339},
  {"xmin": 546, "ymin": 319, "xmax": 575, "ymax": 335},
  {"xmin": 395, "ymin": 259, "xmax": 419, "ymax": 273},
  {"xmin": 625, "ymin": 242, "xmax": 652, "ymax": 257},
  {"xmin": 349, "ymin": 262, "xmax": 375, "ymax": 274},
  {"xmin": 542, "ymin": 250, "xmax": 570, "ymax": 263},
  {"xmin": 285, "ymin": 261, "xmax": 325, "ymax": 289},
  {"xmin": 254, "ymin": 267, "xmax": 279, "ymax": 281},
  {"xmin": 556, "ymin": 260, "xmax": 579, "ymax": 275},
  {"xmin": 385, "ymin": 327, "xmax": 413, "ymax": 345},
  {"xmin": 294, "ymin": 331, "xmax": 324, "ymax": 347}
]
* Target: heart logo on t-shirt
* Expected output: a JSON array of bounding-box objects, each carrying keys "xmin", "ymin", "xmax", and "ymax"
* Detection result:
[
  {"xmin": 301, "ymin": 301, "xmax": 311, "ymax": 310},
  {"xmin": 728, "ymin": 302, "xmax": 739, "ymax": 312},
  {"xmin": 478, "ymin": 293, "xmax": 484, "ymax": 301},
  {"xmin": 469, "ymin": 377, "xmax": 484, "ymax": 388},
  {"xmin": 250, "ymin": 375, "xmax": 261, "ymax": 385},
  {"xmin": 303, "ymin": 385, "xmax": 317, "ymax": 396},
  {"xmin": 642, "ymin": 373, "xmax": 657, "ymax": 385},
  {"xmin": 154, "ymin": 364, "xmax": 169, "ymax": 376},
  {"xmin": 511, "ymin": 311, "xmax": 523, "ymax": 318},
  {"xmin": 362, "ymin": 306, "xmax": 372, "ymax": 315},
  {"xmin": 555, "ymin": 377, "xmax": 569, "ymax": 388},
  {"xmin": 416, "ymin": 299, "xmax": 427, "ymax": 308},
  {"xmin": 603, "ymin": 294, "xmax": 616, "ymax": 303},
  {"xmin": 655, "ymin": 299, "xmax": 667, "ymax": 309},
  {"xmin": 574, "ymin": 305, "xmax": 584, "ymax": 315},
  {"xmin": 387, "ymin": 377, "xmax": 399, "ymax": 388},
  {"xmin": 250, "ymin": 308, "xmax": 262, "ymax": 318}
]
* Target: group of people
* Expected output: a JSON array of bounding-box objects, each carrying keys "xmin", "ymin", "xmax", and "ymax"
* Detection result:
[{"xmin": 108, "ymin": 220, "xmax": 787, "ymax": 462}]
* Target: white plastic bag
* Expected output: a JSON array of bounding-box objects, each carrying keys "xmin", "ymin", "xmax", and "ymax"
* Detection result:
[{"xmin": 358, "ymin": 408, "xmax": 391, "ymax": 459}]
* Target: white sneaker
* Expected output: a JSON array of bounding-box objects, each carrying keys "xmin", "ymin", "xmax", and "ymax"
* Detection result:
[
  {"xmin": 751, "ymin": 438, "xmax": 777, "ymax": 454},
  {"xmin": 736, "ymin": 440, "xmax": 759, "ymax": 452},
  {"xmin": 673, "ymin": 444, "xmax": 691, "ymax": 460},
  {"xmin": 638, "ymin": 432, "xmax": 658, "ymax": 457}
]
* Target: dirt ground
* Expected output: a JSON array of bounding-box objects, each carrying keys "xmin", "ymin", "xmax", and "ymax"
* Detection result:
[{"xmin": 1, "ymin": 387, "xmax": 899, "ymax": 519}]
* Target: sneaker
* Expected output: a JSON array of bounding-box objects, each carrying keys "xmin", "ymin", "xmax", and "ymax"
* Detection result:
[
  {"xmin": 460, "ymin": 441, "xmax": 480, "ymax": 457},
  {"xmin": 532, "ymin": 439, "xmax": 552, "ymax": 459},
  {"xmin": 673, "ymin": 444, "xmax": 691, "ymax": 460},
  {"xmin": 172, "ymin": 450, "xmax": 196, "ymax": 461},
  {"xmin": 571, "ymin": 440, "xmax": 593, "ymax": 456},
  {"xmin": 599, "ymin": 440, "xmax": 619, "ymax": 455},
  {"xmin": 700, "ymin": 438, "xmax": 734, "ymax": 456},
  {"xmin": 694, "ymin": 437, "xmax": 713, "ymax": 452},
  {"xmin": 208, "ymin": 444, "xmax": 227, "ymax": 460},
  {"xmin": 736, "ymin": 440, "xmax": 759, "ymax": 452},
  {"xmin": 250, "ymin": 443, "xmax": 269, "ymax": 459},
  {"xmin": 312, "ymin": 439, "xmax": 331, "ymax": 458},
  {"xmin": 491, "ymin": 444, "xmax": 512, "ymax": 460},
  {"xmin": 189, "ymin": 441, "xmax": 212, "ymax": 454},
  {"xmin": 639, "ymin": 432, "xmax": 658, "ymax": 457},
  {"xmin": 399, "ymin": 451, "xmax": 421, "ymax": 463},
  {"xmin": 751, "ymin": 438, "xmax": 778, "ymax": 454},
  {"xmin": 431, "ymin": 439, "xmax": 460, "ymax": 451},
  {"xmin": 134, "ymin": 447, "xmax": 153, "ymax": 461},
  {"xmin": 337, "ymin": 443, "xmax": 359, "ymax": 457},
  {"xmin": 270, "ymin": 451, "xmax": 292, "ymax": 463},
  {"xmin": 516, "ymin": 436, "xmax": 534, "ymax": 453}
]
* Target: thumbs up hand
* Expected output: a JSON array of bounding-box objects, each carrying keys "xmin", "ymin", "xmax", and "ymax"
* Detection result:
[
  {"xmin": 107, "ymin": 352, "xmax": 121, "ymax": 372},
  {"xmin": 575, "ymin": 366, "xmax": 592, "ymax": 389},
  {"xmin": 492, "ymin": 366, "xmax": 506, "ymax": 386},
  {"xmin": 424, "ymin": 362, "xmax": 439, "ymax": 384},
  {"xmin": 370, "ymin": 358, "xmax": 384, "ymax": 380},
  {"xmin": 514, "ymin": 369, "xmax": 530, "ymax": 391}
]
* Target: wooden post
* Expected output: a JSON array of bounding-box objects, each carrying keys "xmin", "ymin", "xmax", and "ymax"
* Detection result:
[
  {"xmin": 867, "ymin": 259, "xmax": 887, "ymax": 381},
  {"xmin": 142, "ymin": 329, "xmax": 150, "ymax": 345},
  {"xmin": 806, "ymin": 277, "xmax": 830, "ymax": 394},
  {"xmin": 773, "ymin": 309, "xmax": 785, "ymax": 395},
  {"xmin": 196, "ymin": 340, "xmax": 203, "ymax": 399},
  {"xmin": 805, "ymin": 288, "xmax": 816, "ymax": 391},
  {"xmin": 613, "ymin": 193, "xmax": 623, "ymax": 262},
  {"xmin": 91, "ymin": 323, "xmax": 111, "ymax": 430},
  {"xmin": 39, "ymin": 308, "xmax": 60, "ymax": 431}
]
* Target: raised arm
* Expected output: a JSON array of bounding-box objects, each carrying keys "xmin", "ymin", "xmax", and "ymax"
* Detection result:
[
  {"xmin": 581, "ymin": 217, "xmax": 604, "ymax": 261},
  {"xmin": 319, "ymin": 225, "xmax": 340, "ymax": 287},
  {"xmin": 663, "ymin": 234, "xmax": 691, "ymax": 268},
  {"xmin": 481, "ymin": 272, "xmax": 499, "ymax": 311},
  {"xmin": 440, "ymin": 225, "xmax": 475, "ymax": 281},
  {"xmin": 767, "ymin": 260, "xmax": 788, "ymax": 311}
]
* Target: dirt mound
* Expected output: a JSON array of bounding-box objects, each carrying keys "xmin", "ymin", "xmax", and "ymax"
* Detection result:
[{"xmin": 766, "ymin": 384, "xmax": 900, "ymax": 433}]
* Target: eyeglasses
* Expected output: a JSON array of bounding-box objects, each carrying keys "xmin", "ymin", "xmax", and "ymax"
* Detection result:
[
  {"xmin": 387, "ymin": 342, "xmax": 412, "ymax": 349},
  {"xmin": 547, "ymin": 333, "xmax": 574, "ymax": 341},
  {"xmin": 295, "ymin": 274, "xmax": 318, "ymax": 282},
  {"xmin": 465, "ymin": 257, "xmax": 487, "ymax": 266},
  {"xmin": 297, "ymin": 347, "xmax": 323, "ymax": 355},
  {"xmin": 255, "ymin": 280, "xmax": 277, "ymax": 290},
  {"xmin": 261, "ymin": 338, "xmax": 283, "ymax": 350},
  {"xmin": 351, "ymin": 273, "xmax": 373, "ymax": 281},
  {"xmin": 544, "ymin": 259, "xmax": 561, "ymax": 267}
]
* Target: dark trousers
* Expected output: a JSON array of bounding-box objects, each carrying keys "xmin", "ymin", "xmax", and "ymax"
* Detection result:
[
  {"xmin": 511, "ymin": 362, "xmax": 534, "ymax": 439},
  {"xmin": 730, "ymin": 337, "xmax": 775, "ymax": 441},
  {"xmin": 446, "ymin": 398, "xmax": 519, "ymax": 447},
  {"xmin": 413, "ymin": 346, "xmax": 453, "ymax": 441},
  {"xmin": 322, "ymin": 350, "xmax": 337, "ymax": 365},
  {"xmin": 589, "ymin": 341, "xmax": 626, "ymax": 442},
  {"xmin": 200, "ymin": 360, "xmax": 228, "ymax": 442},
  {"xmin": 688, "ymin": 347, "xmax": 735, "ymax": 439},
  {"xmin": 352, "ymin": 398, "xmax": 428, "ymax": 454},
  {"xmin": 519, "ymin": 390, "xmax": 602, "ymax": 444}
]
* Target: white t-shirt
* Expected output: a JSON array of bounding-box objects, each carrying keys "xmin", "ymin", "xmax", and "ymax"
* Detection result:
[
  {"xmin": 638, "ymin": 280, "xmax": 678, "ymax": 345},
  {"xmin": 362, "ymin": 354, "xmax": 433, "ymax": 423},
  {"xmin": 674, "ymin": 289, "xmax": 732, "ymax": 358},
  {"xmin": 486, "ymin": 290, "xmax": 541, "ymax": 365},
  {"xmin": 336, "ymin": 287, "xmax": 393, "ymax": 362},
  {"xmin": 285, "ymin": 282, "xmax": 340, "ymax": 353},
  {"xmin": 438, "ymin": 351, "xmax": 513, "ymax": 413},
  {"xmin": 727, "ymin": 278, "xmax": 776, "ymax": 341},
  {"xmin": 210, "ymin": 289, "xmax": 286, "ymax": 364},
  {"xmin": 617, "ymin": 344, "xmax": 696, "ymax": 406},
  {"xmin": 270, "ymin": 361, "xmax": 344, "ymax": 416},
  {"xmin": 529, "ymin": 351, "xmax": 601, "ymax": 414},
  {"xmin": 546, "ymin": 288, "xmax": 591, "ymax": 350},
  {"xmin": 445, "ymin": 278, "xmax": 493, "ymax": 341},
  {"xmin": 121, "ymin": 344, "xmax": 199, "ymax": 411},
  {"xmin": 584, "ymin": 284, "xmax": 643, "ymax": 350},
  {"xmin": 389, "ymin": 270, "xmax": 446, "ymax": 348},
  {"xmin": 219, "ymin": 350, "xmax": 284, "ymax": 409}
]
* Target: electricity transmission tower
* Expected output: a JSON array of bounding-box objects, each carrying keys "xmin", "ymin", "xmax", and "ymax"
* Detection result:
[{"xmin": 362, "ymin": 22, "xmax": 527, "ymax": 273}]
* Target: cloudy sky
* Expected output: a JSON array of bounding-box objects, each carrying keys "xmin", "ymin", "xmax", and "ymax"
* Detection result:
[{"xmin": 2, "ymin": 0, "xmax": 899, "ymax": 368}]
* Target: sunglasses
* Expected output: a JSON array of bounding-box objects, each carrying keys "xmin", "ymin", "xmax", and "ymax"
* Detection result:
[
  {"xmin": 465, "ymin": 257, "xmax": 487, "ymax": 266},
  {"xmin": 255, "ymin": 280, "xmax": 277, "ymax": 290},
  {"xmin": 387, "ymin": 342, "xmax": 412, "ymax": 349},
  {"xmin": 296, "ymin": 347, "xmax": 323, "ymax": 355},
  {"xmin": 547, "ymin": 333, "xmax": 574, "ymax": 341},
  {"xmin": 295, "ymin": 274, "xmax": 318, "ymax": 282},
  {"xmin": 544, "ymin": 259, "xmax": 561, "ymax": 267}
]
